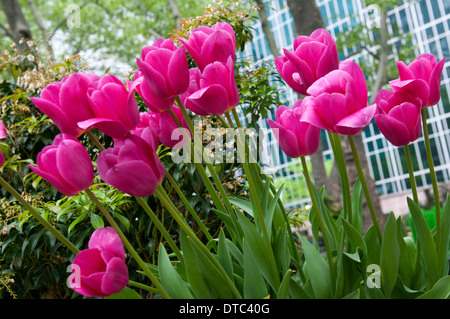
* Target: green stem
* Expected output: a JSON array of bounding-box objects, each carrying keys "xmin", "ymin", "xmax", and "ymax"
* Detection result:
[
  {"xmin": 84, "ymin": 188, "xmax": 170, "ymax": 299},
  {"xmin": 128, "ymin": 280, "xmax": 160, "ymax": 294},
  {"xmin": 348, "ymin": 135, "xmax": 382, "ymax": 243},
  {"xmin": 154, "ymin": 184, "xmax": 242, "ymax": 299},
  {"xmin": 421, "ymin": 108, "xmax": 441, "ymax": 252},
  {"xmin": 85, "ymin": 130, "xmax": 105, "ymax": 152},
  {"xmin": 404, "ymin": 144, "xmax": 419, "ymax": 205},
  {"xmin": 0, "ymin": 176, "xmax": 79, "ymax": 254},
  {"xmin": 134, "ymin": 196, "xmax": 183, "ymax": 262},
  {"xmin": 300, "ymin": 156, "xmax": 336, "ymax": 293}
]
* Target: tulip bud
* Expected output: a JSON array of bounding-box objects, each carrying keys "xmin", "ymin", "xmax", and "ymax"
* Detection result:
[
  {"xmin": 267, "ymin": 100, "xmax": 321, "ymax": 158},
  {"xmin": 30, "ymin": 73, "xmax": 99, "ymax": 137},
  {"xmin": 275, "ymin": 29, "xmax": 339, "ymax": 96},
  {"xmin": 178, "ymin": 21, "xmax": 236, "ymax": 71},
  {"xmin": 97, "ymin": 134, "xmax": 165, "ymax": 197},
  {"xmin": 77, "ymin": 75, "xmax": 140, "ymax": 138},
  {"xmin": 69, "ymin": 227, "xmax": 128, "ymax": 297},
  {"xmin": 29, "ymin": 134, "xmax": 94, "ymax": 196}
]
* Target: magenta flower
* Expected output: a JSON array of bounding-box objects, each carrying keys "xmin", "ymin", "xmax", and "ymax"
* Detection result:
[
  {"xmin": 131, "ymin": 71, "xmax": 174, "ymax": 113},
  {"xmin": 275, "ymin": 29, "xmax": 339, "ymax": 96},
  {"xmin": 70, "ymin": 227, "xmax": 128, "ymax": 298},
  {"xmin": 267, "ymin": 100, "xmax": 321, "ymax": 158},
  {"xmin": 0, "ymin": 120, "xmax": 6, "ymax": 167},
  {"xmin": 374, "ymin": 80, "xmax": 428, "ymax": 147},
  {"xmin": 136, "ymin": 38, "xmax": 189, "ymax": 100},
  {"xmin": 29, "ymin": 134, "xmax": 94, "ymax": 196},
  {"xmin": 30, "ymin": 73, "xmax": 99, "ymax": 137},
  {"xmin": 178, "ymin": 21, "xmax": 236, "ymax": 71},
  {"xmin": 391, "ymin": 54, "xmax": 445, "ymax": 107},
  {"xmin": 77, "ymin": 75, "xmax": 140, "ymax": 138},
  {"xmin": 184, "ymin": 57, "xmax": 239, "ymax": 116},
  {"xmin": 147, "ymin": 106, "xmax": 191, "ymax": 149},
  {"xmin": 97, "ymin": 134, "xmax": 165, "ymax": 197},
  {"xmin": 179, "ymin": 68, "xmax": 202, "ymax": 106},
  {"xmin": 129, "ymin": 112, "xmax": 160, "ymax": 150},
  {"xmin": 301, "ymin": 60, "xmax": 375, "ymax": 135}
]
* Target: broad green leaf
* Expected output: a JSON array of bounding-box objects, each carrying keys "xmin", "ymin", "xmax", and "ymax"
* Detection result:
[
  {"xmin": 273, "ymin": 225, "xmax": 290, "ymax": 275},
  {"xmin": 276, "ymin": 270, "xmax": 292, "ymax": 299},
  {"xmin": 364, "ymin": 224, "xmax": 381, "ymax": 266},
  {"xmin": 243, "ymin": 239, "xmax": 268, "ymax": 299},
  {"xmin": 342, "ymin": 218, "xmax": 367, "ymax": 259},
  {"xmin": 351, "ymin": 178, "xmax": 363, "ymax": 234},
  {"xmin": 90, "ymin": 213, "xmax": 104, "ymax": 229},
  {"xmin": 218, "ymin": 229, "xmax": 233, "ymax": 281},
  {"xmin": 416, "ymin": 275, "xmax": 450, "ymax": 299},
  {"xmin": 229, "ymin": 197, "xmax": 254, "ymax": 217},
  {"xmin": 105, "ymin": 287, "xmax": 142, "ymax": 299},
  {"xmin": 343, "ymin": 289, "xmax": 360, "ymax": 299},
  {"xmin": 299, "ymin": 236, "xmax": 332, "ymax": 298},
  {"xmin": 380, "ymin": 212, "xmax": 400, "ymax": 298},
  {"xmin": 289, "ymin": 277, "xmax": 311, "ymax": 299},
  {"xmin": 407, "ymin": 198, "xmax": 439, "ymax": 285},
  {"xmin": 438, "ymin": 196, "xmax": 450, "ymax": 277},
  {"xmin": 158, "ymin": 243, "xmax": 193, "ymax": 299}
]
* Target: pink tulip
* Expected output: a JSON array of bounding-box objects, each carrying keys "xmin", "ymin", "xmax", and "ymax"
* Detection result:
[
  {"xmin": 97, "ymin": 134, "xmax": 165, "ymax": 197},
  {"xmin": 29, "ymin": 134, "xmax": 94, "ymax": 196},
  {"xmin": 147, "ymin": 106, "xmax": 191, "ymax": 149},
  {"xmin": 178, "ymin": 21, "xmax": 236, "ymax": 71},
  {"xmin": 301, "ymin": 60, "xmax": 375, "ymax": 135},
  {"xmin": 70, "ymin": 227, "xmax": 128, "ymax": 297},
  {"xmin": 129, "ymin": 112, "xmax": 160, "ymax": 150},
  {"xmin": 373, "ymin": 80, "xmax": 428, "ymax": 147},
  {"xmin": 136, "ymin": 38, "xmax": 189, "ymax": 100},
  {"xmin": 267, "ymin": 100, "xmax": 321, "ymax": 158},
  {"xmin": 275, "ymin": 29, "xmax": 339, "ymax": 96},
  {"xmin": 77, "ymin": 75, "xmax": 140, "ymax": 138},
  {"xmin": 0, "ymin": 120, "xmax": 6, "ymax": 167},
  {"xmin": 392, "ymin": 54, "xmax": 445, "ymax": 107},
  {"xmin": 30, "ymin": 73, "xmax": 99, "ymax": 137},
  {"xmin": 179, "ymin": 68, "xmax": 202, "ymax": 106},
  {"xmin": 131, "ymin": 71, "xmax": 174, "ymax": 113},
  {"xmin": 184, "ymin": 56, "xmax": 239, "ymax": 116}
]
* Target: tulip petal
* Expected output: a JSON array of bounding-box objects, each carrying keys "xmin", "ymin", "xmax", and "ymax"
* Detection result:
[
  {"xmin": 78, "ymin": 118, "xmax": 130, "ymax": 138},
  {"xmin": 267, "ymin": 119, "xmax": 301, "ymax": 158},
  {"xmin": 428, "ymin": 57, "xmax": 445, "ymax": 106},
  {"xmin": 374, "ymin": 113, "xmax": 411, "ymax": 147},
  {"xmin": 59, "ymin": 73, "xmax": 95, "ymax": 122},
  {"xmin": 186, "ymin": 84, "xmax": 229, "ymax": 116},
  {"xmin": 136, "ymin": 59, "xmax": 170, "ymax": 99},
  {"xmin": 0, "ymin": 120, "xmax": 6, "ymax": 139},
  {"xmin": 88, "ymin": 227, "xmax": 125, "ymax": 260},
  {"xmin": 29, "ymin": 164, "xmax": 78, "ymax": 196},
  {"xmin": 101, "ymin": 257, "xmax": 129, "ymax": 296},
  {"xmin": 167, "ymin": 47, "xmax": 189, "ymax": 95},
  {"xmin": 334, "ymin": 104, "xmax": 376, "ymax": 135}
]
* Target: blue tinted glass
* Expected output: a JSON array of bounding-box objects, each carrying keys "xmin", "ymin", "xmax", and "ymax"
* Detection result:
[
  {"xmin": 420, "ymin": 0, "xmax": 430, "ymax": 24},
  {"xmin": 431, "ymin": 0, "xmax": 441, "ymax": 19},
  {"xmin": 440, "ymin": 37, "xmax": 449, "ymax": 59}
]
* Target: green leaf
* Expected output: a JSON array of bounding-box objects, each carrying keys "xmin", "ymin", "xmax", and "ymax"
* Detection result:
[
  {"xmin": 243, "ymin": 239, "xmax": 268, "ymax": 299},
  {"xmin": 276, "ymin": 270, "xmax": 292, "ymax": 299},
  {"xmin": 351, "ymin": 178, "xmax": 363, "ymax": 233},
  {"xmin": 407, "ymin": 198, "xmax": 439, "ymax": 285},
  {"xmin": 438, "ymin": 196, "xmax": 450, "ymax": 277},
  {"xmin": 158, "ymin": 243, "xmax": 193, "ymax": 299},
  {"xmin": 342, "ymin": 218, "xmax": 367, "ymax": 259},
  {"xmin": 90, "ymin": 213, "xmax": 104, "ymax": 229},
  {"xmin": 416, "ymin": 275, "xmax": 450, "ymax": 299},
  {"xmin": 105, "ymin": 287, "xmax": 142, "ymax": 299},
  {"xmin": 218, "ymin": 229, "xmax": 233, "ymax": 281},
  {"xmin": 299, "ymin": 236, "xmax": 332, "ymax": 298},
  {"xmin": 343, "ymin": 289, "xmax": 360, "ymax": 299},
  {"xmin": 229, "ymin": 197, "xmax": 254, "ymax": 218},
  {"xmin": 380, "ymin": 212, "xmax": 400, "ymax": 298}
]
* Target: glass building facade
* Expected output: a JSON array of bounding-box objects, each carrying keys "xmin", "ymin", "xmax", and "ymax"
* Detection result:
[{"xmin": 237, "ymin": 0, "xmax": 450, "ymax": 210}]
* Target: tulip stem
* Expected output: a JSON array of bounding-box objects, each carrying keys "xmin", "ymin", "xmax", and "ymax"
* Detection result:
[
  {"xmin": 421, "ymin": 108, "xmax": 441, "ymax": 252},
  {"xmin": 300, "ymin": 156, "xmax": 336, "ymax": 293},
  {"xmin": 84, "ymin": 188, "xmax": 171, "ymax": 299},
  {"xmin": 404, "ymin": 144, "xmax": 419, "ymax": 205},
  {"xmin": 134, "ymin": 196, "xmax": 183, "ymax": 262},
  {"xmin": 154, "ymin": 184, "xmax": 243, "ymax": 299},
  {"xmin": 348, "ymin": 135, "xmax": 382, "ymax": 243},
  {"xmin": 128, "ymin": 280, "xmax": 160, "ymax": 294},
  {"xmin": 85, "ymin": 130, "xmax": 105, "ymax": 152},
  {"xmin": 0, "ymin": 176, "xmax": 80, "ymax": 254}
]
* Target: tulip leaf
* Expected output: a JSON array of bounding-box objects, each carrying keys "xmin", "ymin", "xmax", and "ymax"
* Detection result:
[
  {"xmin": 299, "ymin": 235, "xmax": 332, "ymax": 298},
  {"xmin": 438, "ymin": 196, "xmax": 450, "ymax": 277},
  {"xmin": 407, "ymin": 198, "xmax": 439, "ymax": 285},
  {"xmin": 158, "ymin": 243, "xmax": 193, "ymax": 299},
  {"xmin": 243, "ymin": 238, "xmax": 268, "ymax": 299},
  {"xmin": 351, "ymin": 178, "xmax": 363, "ymax": 234},
  {"xmin": 380, "ymin": 212, "xmax": 399, "ymax": 298},
  {"xmin": 218, "ymin": 229, "xmax": 233, "ymax": 281},
  {"xmin": 229, "ymin": 197, "xmax": 254, "ymax": 218},
  {"xmin": 416, "ymin": 275, "xmax": 450, "ymax": 299},
  {"xmin": 276, "ymin": 269, "xmax": 293, "ymax": 299},
  {"xmin": 105, "ymin": 287, "xmax": 142, "ymax": 299}
]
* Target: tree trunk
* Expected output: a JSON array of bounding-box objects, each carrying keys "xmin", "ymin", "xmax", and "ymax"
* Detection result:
[
  {"xmin": 1, "ymin": 0, "xmax": 32, "ymax": 51},
  {"xmin": 167, "ymin": 0, "xmax": 181, "ymax": 28},
  {"xmin": 254, "ymin": 0, "xmax": 280, "ymax": 58}
]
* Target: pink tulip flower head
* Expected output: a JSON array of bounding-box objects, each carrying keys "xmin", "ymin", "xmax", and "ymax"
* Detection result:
[
  {"xmin": 391, "ymin": 54, "xmax": 445, "ymax": 107},
  {"xmin": 29, "ymin": 134, "xmax": 94, "ymax": 196},
  {"xmin": 301, "ymin": 60, "xmax": 375, "ymax": 135},
  {"xmin": 30, "ymin": 73, "xmax": 99, "ymax": 137},
  {"xmin": 374, "ymin": 80, "xmax": 428, "ymax": 147},
  {"xmin": 184, "ymin": 56, "xmax": 239, "ymax": 116},
  {"xmin": 179, "ymin": 68, "xmax": 202, "ymax": 106},
  {"xmin": 0, "ymin": 120, "xmax": 6, "ymax": 167},
  {"xmin": 70, "ymin": 227, "xmax": 128, "ymax": 297},
  {"xmin": 131, "ymin": 70, "xmax": 175, "ymax": 113},
  {"xmin": 267, "ymin": 99, "xmax": 321, "ymax": 158},
  {"xmin": 275, "ymin": 29, "xmax": 339, "ymax": 96},
  {"xmin": 77, "ymin": 75, "xmax": 140, "ymax": 138},
  {"xmin": 129, "ymin": 112, "xmax": 160, "ymax": 150},
  {"xmin": 97, "ymin": 134, "xmax": 165, "ymax": 197},
  {"xmin": 136, "ymin": 38, "xmax": 190, "ymax": 100},
  {"xmin": 147, "ymin": 106, "xmax": 191, "ymax": 149},
  {"xmin": 178, "ymin": 21, "xmax": 236, "ymax": 71}
]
